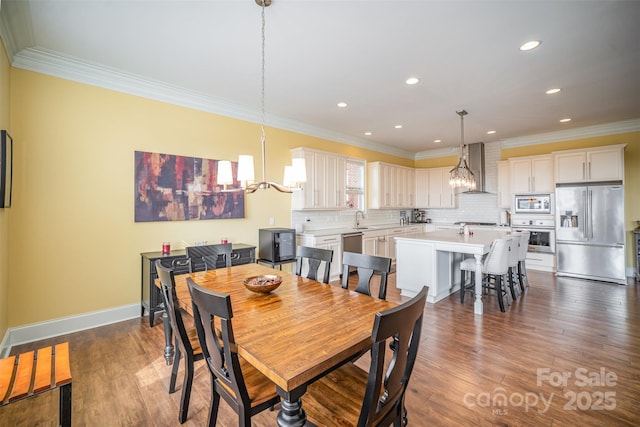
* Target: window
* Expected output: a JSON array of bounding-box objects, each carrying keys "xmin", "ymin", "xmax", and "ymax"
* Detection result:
[{"xmin": 345, "ymin": 159, "xmax": 365, "ymax": 210}]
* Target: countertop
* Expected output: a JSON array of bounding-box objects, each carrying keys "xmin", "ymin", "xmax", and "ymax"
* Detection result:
[{"xmin": 297, "ymin": 222, "xmax": 510, "ymax": 237}]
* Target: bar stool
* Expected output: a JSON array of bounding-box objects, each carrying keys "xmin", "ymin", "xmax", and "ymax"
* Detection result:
[
  {"xmin": 459, "ymin": 238, "xmax": 511, "ymax": 312},
  {"xmin": 516, "ymin": 231, "xmax": 531, "ymax": 291},
  {"xmin": 506, "ymin": 235, "xmax": 521, "ymax": 301}
]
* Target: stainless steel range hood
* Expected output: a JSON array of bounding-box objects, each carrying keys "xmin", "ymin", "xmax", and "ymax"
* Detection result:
[{"xmin": 463, "ymin": 142, "xmax": 488, "ymax": 193}]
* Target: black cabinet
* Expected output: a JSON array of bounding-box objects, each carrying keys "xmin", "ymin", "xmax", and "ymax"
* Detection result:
[{"xmin": 140, "ymin": 243, "xmax": 255, "ymax": 326}]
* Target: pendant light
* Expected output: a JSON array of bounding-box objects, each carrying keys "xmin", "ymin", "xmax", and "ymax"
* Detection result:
[
  {"xmin": 449, "ymin": 110, "xmax": 476, "ymax": 189},
  {"xmin": 239, "ymin": 0, "xmax": 306, "ymax": 194}
]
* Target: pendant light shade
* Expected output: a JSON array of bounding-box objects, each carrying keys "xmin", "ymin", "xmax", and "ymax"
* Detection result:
[{"xmin": 449, "ymin": 110, "xmax": 476, "ymax": 189}]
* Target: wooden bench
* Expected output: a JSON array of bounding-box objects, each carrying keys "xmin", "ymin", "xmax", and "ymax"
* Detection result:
[{"xmin": 0, "ymin": 342, "xmax": 72, "ymax": 427}]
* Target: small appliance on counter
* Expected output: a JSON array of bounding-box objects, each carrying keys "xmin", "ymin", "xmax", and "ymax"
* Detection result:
[
  {"xmin": 411, "ymin": 209, "xmax": 431, "ymax": 223},
  {"xmin": 258, "ymin": 228, "xmax": 296, "ymax": 263}
]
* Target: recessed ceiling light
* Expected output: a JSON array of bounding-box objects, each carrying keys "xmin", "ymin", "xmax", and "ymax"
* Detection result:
[
  {"xmin": 520, "ymin": 40, "xmax": 541, "ymax": 51},
  {"xmin": 405, "ymin": 77, "xmax": 420, "ymax": 85},
  {"xmin": 433, "ymin": 139, "xmax": 442, "ymax": 143},
  {"xmin": 546, "ymin": 88, "xmax": 561, "ymax": 94},
  {"xmin": 364, "ymin": 132, "xmax": 372, "ymax": 136},
  {"xmin": 560, "ymin": 118, "xmax": 572, "ymax": 123},
  {"xmin": 394, "ymin": 125, "xmax": 403, "ymax": 129},
  {"xmin": 337, "ymin": 102, "xmax": 347, "ymax": 108},
  {"xmin": 487, "ymin": 130, "xmax": 496, "ymax": 135}
]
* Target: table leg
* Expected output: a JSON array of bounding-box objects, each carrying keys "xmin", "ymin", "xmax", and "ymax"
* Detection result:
[
  {"xmin": 474, "ymin": 254, "xmax": 483, "ymax": 315},
  {"xmin": 276, "ymin": 386, "xmax": 307, "ymax": 427},
  {"xmin": 162, "ymin": 311, "xmax": 174, "ymax": 365}
]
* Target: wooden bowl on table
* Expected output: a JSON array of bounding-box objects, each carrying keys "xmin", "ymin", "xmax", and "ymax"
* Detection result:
[{"xmin": 243, "ymin": 275, "xmax": 282, "ymax": 294}]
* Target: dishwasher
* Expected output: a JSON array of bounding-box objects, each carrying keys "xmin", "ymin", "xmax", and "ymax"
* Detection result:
[{"xmin": 342, "ymin": 231, "xmax": 363, "ymax": 274}]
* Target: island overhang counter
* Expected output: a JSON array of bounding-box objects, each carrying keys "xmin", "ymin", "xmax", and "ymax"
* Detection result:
[{"xmin": 395, "ymin": 229, "xmax": 512, "ymax": 315}]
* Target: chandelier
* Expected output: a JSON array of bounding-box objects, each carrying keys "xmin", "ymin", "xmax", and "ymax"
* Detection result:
[
  {"xmin": 449, "ymin": 110, "xmax": 476, "ymax": 189},
  {"xmin": 225, "ymin": 0, "xmax": 306, "ymax": 194}
]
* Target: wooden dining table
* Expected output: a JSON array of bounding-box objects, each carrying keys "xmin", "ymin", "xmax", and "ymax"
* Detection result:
[{"xmin": 160, "ymin": 262, "xmax": 396, "ymax": 426}]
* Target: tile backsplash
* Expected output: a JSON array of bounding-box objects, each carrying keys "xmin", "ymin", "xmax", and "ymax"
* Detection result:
[{"xmin": 291, "ymin": 141, "xmax": 507, "ymax": 229}]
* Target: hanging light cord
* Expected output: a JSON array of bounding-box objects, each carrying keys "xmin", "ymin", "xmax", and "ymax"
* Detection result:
[
  {"xmin": 260, "ymin": 1, "xmax": 267, "ymax": 184},
  {"xmin": 244, "ymin": 0, "xmax": 291, "ymax": 193}
]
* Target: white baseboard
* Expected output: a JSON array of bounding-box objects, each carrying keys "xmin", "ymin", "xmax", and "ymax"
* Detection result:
[{"xmin": 0, "ymin": 304, "xmax": 141, "ymax": 357}]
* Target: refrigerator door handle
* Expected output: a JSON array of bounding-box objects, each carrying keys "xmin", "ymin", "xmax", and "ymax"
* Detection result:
[
  {"xmin": 582, "ymin": 190, "xmax": 588, "ymax": 239},
  {"xmin": 589, "ymin": 191, "xmax": 593, "ymax": 239}
]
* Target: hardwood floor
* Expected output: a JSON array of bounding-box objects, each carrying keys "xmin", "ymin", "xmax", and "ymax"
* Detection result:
[{"xmin": 2, "ymin": 270, "xmax": 639, "ymax": 426}]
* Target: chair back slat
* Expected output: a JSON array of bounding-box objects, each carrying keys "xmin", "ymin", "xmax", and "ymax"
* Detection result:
[
  {"xmin": 187, "ymin": 278, "xmax": 251, "ymax": 404},
  {"xmin": 155, "ymin": 261, "xmax": 196, "ymax": 356},
  {"xmin": 295, "ymin": 246, "xmax": 333, "ymax": 283},
  {"xmin": 360, "ymin": 286, "xmax": 427, "ymax": 426},
  {"xmin": 186, "ymin": 243, "xmax": 232, "ymax": 272},
  {"xmin": 341, "ymin": 251, "xmax": 392, "ymax": 300}
]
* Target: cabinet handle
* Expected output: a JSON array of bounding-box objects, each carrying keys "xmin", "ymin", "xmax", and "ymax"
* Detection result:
[
  {"xmin": 528, "ymin": 177, "xmax": 531, "ymax": 192},
  {"xmin": 588, "ymin": 162, "xmax": 591, "ymax": 179},
  {"xmin": 582, "ymin": 162, "xmax": 586, "ymax": 180}
]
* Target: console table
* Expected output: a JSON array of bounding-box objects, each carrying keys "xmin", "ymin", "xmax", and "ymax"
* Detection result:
[{"xmin": 140, "ymin": 243, "xmax": 255, "ymax": 326}]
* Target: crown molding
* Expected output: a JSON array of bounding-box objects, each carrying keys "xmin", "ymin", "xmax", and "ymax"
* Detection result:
[
  {"xmin": 413, "ymin": 146, "xmax": 459, "ymax": 160},
  {"xmin": 499, "ymin": 119, "xmax": 640, "ymax": 148},
  {"xmin": 11, "ymin": 47, "xmax": 415, "ymax": 159},
  {"xmin": 8, "ymin": 47, "xmax": 638, "ymax": 161}
]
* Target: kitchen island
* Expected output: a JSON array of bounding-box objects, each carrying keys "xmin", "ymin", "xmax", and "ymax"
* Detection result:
[{"xmin": 395, "ymin": 229, "xmax": 511, "ymax": 315}]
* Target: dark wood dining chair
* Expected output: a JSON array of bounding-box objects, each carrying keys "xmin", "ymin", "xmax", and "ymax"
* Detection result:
[
  {"xmin": 186, "ymin": 243, "xmax": 232, "ymax": 273},
  {"xmin": 303, "ymin": 286, "xmax": 428, "ymax": 427},
  {"xmin": 187, "ymin": 278, "xmax": 281, "ymax": 427},
  {"xmin": 295, "ymin": 245, "xmax": 333, "ymax": 283},
  {"xmin": 341, "ymin": 251, "xmax": 392, "ymax": 300},
  {"xmin": 155, "ymin": 260, "xmax": 204, "ymax": 424}
]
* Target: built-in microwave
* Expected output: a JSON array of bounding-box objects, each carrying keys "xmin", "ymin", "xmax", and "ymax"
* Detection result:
[{"xmin": 513, "ymin": 194, "xmax": 554, "ymax": 215}]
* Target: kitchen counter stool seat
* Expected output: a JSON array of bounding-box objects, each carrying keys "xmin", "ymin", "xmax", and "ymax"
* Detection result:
[{"xmin": 459, "ymin": 238, "xmax": 511, "ymax": 312}]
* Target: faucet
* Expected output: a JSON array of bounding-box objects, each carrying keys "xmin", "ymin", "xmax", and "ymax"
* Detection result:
[{"xmin": 355, "ymin": 210, "xmax": 365, "ymax": 228}]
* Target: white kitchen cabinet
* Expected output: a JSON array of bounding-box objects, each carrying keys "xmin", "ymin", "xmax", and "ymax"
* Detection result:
[
  {"xmin": 415, "ymin": 169, "xmax": 429, "ymax": 207},
  {"xmin": 291, "ymin": 148, "xmax": 347, "ymax": 210},
  {"xmin": 497, "ymin": 160, "xmax": 511, "ymax": 208},
  {"xmin": 427, "ymin": 167, "xmax": 455, "ymax": 208},
  {"xmin": 388, "ymin": 225, "xmax": 423, "ymax": 261},
  {"xmin": 554, "ymin": 145, "xmax": 624, "ymax": 183},
  {"xmin": 362, "ymin": 229, "xmax": 389, "ymax": 258},
  {"xmin": 509, "ymin": 155, "xmax": 553, "ymax": 193},
  {"xmin": 368, "ymin": 163, "xmax": 416, "ymax": 209},
  {"xmin": 297, "ymin": 234, "xmax": 342, "ymax": 282}
]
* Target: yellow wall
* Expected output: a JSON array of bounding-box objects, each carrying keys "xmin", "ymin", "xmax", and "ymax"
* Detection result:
[
  {"xmin": 4, "ymin": 65, "xmax": 639, "ymax": 331},
  {"xmin": 502, "ymin": 135, "xmax": 640, "ymax": 267},
  {"xmin": 7, "ymin": 69, "xmax": 410, "ymax": 327},
  {"xmin": 0, "ymin": 38, "xmax": 10, "ymax": 339}
]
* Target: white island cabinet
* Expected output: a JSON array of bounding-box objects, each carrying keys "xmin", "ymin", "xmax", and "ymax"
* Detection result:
[{"xmin": 395, "ymin": 229, "xmax": 510, "ymax": 315}]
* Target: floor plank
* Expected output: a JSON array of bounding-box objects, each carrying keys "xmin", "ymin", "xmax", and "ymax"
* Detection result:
[{"xmin": 1, "ymin": 270, "xmax": 638, "ymax": 426}]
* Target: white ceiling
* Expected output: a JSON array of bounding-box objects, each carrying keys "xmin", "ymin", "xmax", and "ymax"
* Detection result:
[{"xmin": 1, "ymin": 0, "xmax": 639, "ymax": 158}]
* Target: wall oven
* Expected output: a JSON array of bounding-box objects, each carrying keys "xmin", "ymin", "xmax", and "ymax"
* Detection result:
[
  {"xmin": 512, "ymin": 216, "xmax": 556, "ymax": 254},
  {"xmin": 513, "ymin": 194, "xmax": 554, "ymax": 215}
]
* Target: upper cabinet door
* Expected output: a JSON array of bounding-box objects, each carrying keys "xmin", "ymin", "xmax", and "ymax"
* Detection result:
[
  {"xmin": 415, "ymin": 169, "xmax": 429, "ymax": 208},
  {"xmin": 509, "ymin": 155, "xmax": 553, "ymax": 193},
  {"xmin": 554, "ymin": 145, "xmax": 624, "ymax": 184},
  {"xmin": 587, "ymin": 147, "xmax": 624, "ymax": 182}
]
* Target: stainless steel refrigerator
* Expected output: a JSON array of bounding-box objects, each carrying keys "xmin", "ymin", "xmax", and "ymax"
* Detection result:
[{"xmin": 556, "ymin": 182, "xmax": 626, "ymax": 284}]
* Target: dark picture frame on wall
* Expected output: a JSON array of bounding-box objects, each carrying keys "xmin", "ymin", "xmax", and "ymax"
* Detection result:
[
  {"xmin": 134, "ymin": 150, "xmax": 245, "ymax": 222},
  {"xmin": 0, "ymin": 130, "xmax": 12, "ymax": 208}
]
